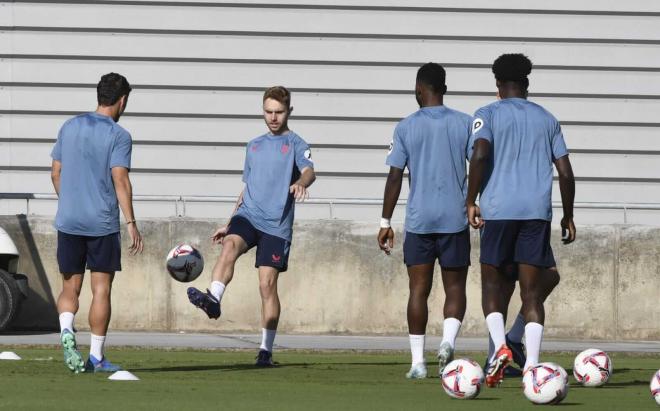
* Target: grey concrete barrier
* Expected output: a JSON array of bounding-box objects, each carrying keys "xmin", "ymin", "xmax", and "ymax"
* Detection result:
[{"xmin": 1, "ymin": 216, "xmax": 658, "ymax": 341}]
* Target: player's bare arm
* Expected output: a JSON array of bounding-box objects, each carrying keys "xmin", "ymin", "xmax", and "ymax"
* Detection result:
[
  {"xmin": 466, "ymin": 139, "xmax": 490, "ymax": 229},
  {"xmin": 554, "ymin": 155, "xmax": 576, "ymax": 244},
  {"xmin": 51, "ymin": 159, "xmax": 62, "ymax": 196},
  {"xmin": 289, "ymin": 166, "xmax": 316, "ymax": 202},
  {"xmin": 211, "ymin": 189, "xmax": 245, "ymax": 244},
  {"xmin": 112, "ymin": 166, "xmax": 143, "ymax": 255},
  {"xmin": 378, "ymin": 166, "xmax": 403, "ymax": 255}
]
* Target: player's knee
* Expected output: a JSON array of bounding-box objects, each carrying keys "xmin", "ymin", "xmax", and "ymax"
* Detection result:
[
  {"xmin": 259, "ymin": 277, "xmax": 277, "ymax": 297},
  {"xmin": 219, "ymin": 241, "xmax": 241, "ymax": 263},
  {"xmin": 520, "ymin": 287, "xmax": 542, "ymax": 306},
  {"xmin": 91, "ymin": 283, "xmax": 112, "ymax": 299}
]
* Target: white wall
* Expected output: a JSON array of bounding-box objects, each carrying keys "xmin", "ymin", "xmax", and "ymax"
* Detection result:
[{"xmin": 1, "ymin": 1, "xmax": 659, "ymax": 224}]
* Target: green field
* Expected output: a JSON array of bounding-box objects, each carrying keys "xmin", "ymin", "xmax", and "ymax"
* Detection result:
[{"xmin": 0, "ymin": 348, "xmax": 657, "ymax": 410}]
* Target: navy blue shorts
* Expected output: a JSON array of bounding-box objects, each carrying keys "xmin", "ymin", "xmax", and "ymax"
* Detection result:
[
  {"xmin": 403, "ymin": 229, "xmax": 471, "ymax": 268},
  {"xmin": 227, "ymin": 216, "xmax": 290, "ymax": 272},
  {"xmin": 480, "ymin": 220, "xmax": 556, "ymax": 269},
  {"xmin": 57, "ymin": 231, "xmax": 121, "ymax": 274}
]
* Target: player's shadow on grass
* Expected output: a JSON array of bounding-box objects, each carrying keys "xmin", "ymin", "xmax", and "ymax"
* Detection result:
[{"xmin": 132, "ymin": 362, "xmax": 409, "ymax": 373}]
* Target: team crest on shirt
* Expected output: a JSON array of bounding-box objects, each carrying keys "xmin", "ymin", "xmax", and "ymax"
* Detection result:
[
  {"xmin": 281, "ymin": 144, "xmax": 290, "ymax": 154},
  {"xmin": 472, "ymin": 118, "xmax": 484, "ymax": 134},
  {"xmin": 251, "ymin": 143, "xmax": 259, "ymax": 152},
  {"xmin": 388, "ymin": 140, "xmax": 394, "ymax": 154},
  {"xmin": 304, "ymin": 149, "xmax": 312, "ymax": 160}
]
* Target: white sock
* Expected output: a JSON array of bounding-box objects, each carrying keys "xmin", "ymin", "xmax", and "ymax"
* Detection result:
[
  {"xmin": 523, "ymin": 322, "xmax": 544, "ymax": 370},
  {"xmin": 210, "ymin": 281, "xmax": 226, "ymax": 302},
  {"xmin": 440, "ymin": 318, "xmax": 461, "ymax": 349},
  {"xmin": 409, "ymin": 334, "xmax": 425, "ymax": 366},
  {"xmin": 260, "ymin": 328, "xmax": 276, "ymax": 353},
  {"xmin": 90, "ymin": 333, "xmax": 106, "ymax": 360},
  {"xmin": 59, "ymin": 312, "xmax": 74, "ymax": 333},
  {"xmin": 487, "ymin": 333, "xmax": 495, "ymax": 362},
  {"xmin": 485, "ymin": 312, "xmax": 506, "ymax": 362},
  {"xmin": 507, "ymin": 313, "xmax": 526, "ymax": 343}
]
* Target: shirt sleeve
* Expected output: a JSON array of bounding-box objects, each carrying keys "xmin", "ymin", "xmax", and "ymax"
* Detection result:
[
  {"xmin": 471, "ymin": 107, "xmax": 493, "ymax": 144},
  {"xmin": 294, "ymin": 136, "xmax": 314, "ymax": 171},
  {"xmin": 242, "ymin": 144, "xmax": 251, "ymax": 183},
  {"xmin": 550, "ymin": 121, "xmax": 569, "ymax": 161},
  {"xmin": 51, "ymin": 127, "xmax": 63, "ymax": 161},
  {"xmin": 110, "ymin": 130, "xmax": 132, "ymax": 170},
  {"xmin": 385, "ymin": 124, "xmax": 407, "ymax": 170}
]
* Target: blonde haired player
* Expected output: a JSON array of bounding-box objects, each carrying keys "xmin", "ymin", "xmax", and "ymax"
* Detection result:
[{"xmin": 187, "ymin": 86, "xmax": 315, "ymax": 366}]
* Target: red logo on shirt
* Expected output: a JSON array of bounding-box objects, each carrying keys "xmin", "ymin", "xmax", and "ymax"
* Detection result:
[
  {"xmin": 272, "ymin": 254, "xmax": 281, "ymax": 263},
  {"xmin": 251, "ymin": 144, "xmax": 259, "ymax": 152},
  {"xmin": 281, "ymin": 144, "xmax": 289, "ymax": 154}
]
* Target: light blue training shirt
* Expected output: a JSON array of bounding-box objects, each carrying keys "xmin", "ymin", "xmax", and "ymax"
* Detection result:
[
  {"xmin": 469, "ymin": 98, "xmax": 569, "ymax": 221},
  {"xmin": 235, "ymin": 131, "xmax": 314, "ymax": 242},
  {"xmin": 51, "ymin": 112, "xmax": 132, "ymax": 236},
  {"xmin": 386, "ymin": 105, "xmax": 472, "ymax": 234}
]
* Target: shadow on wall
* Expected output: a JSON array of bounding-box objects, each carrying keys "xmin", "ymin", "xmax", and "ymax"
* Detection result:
[{"xmin": 6, "ymin": 215, "xmax": 58, "ymax": 331}]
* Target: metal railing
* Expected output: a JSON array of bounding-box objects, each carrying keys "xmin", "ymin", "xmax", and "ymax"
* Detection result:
[{"xmin": 2, "ymin": 193, "xmax": 660, "ymax": 223}]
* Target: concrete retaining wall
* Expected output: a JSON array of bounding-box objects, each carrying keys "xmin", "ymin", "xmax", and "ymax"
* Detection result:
[{"xmin": 2, "ymin": 216, "xmax": 659, "ymax": 340}]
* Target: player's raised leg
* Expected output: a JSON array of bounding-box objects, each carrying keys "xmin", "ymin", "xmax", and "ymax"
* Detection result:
[
  {"xmin": 256, "ymin": 266, "xmax": 280, "ymax": 367},
  {"xmin": 85, "ymin": 270, "xmax": 121, "ymax": 373},
  {"xmin": 57, "ymin": 270, "xmax": 85, "ymax": 373},
  {"xmin": 188, "ymin": 231, "xmax": 249, "ymax": 319},
  {"xmin": 406, "ymin": 262, "xmax": 434, "ymax": 378}
]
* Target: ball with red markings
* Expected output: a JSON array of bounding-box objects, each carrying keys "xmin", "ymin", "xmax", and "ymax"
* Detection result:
[
  {"xmin": 440, "ymin": 358, "xmax": 484, "ymax": 399},
  {"xmin": 573, "ymin": 348, "xmax": 613, "ymax": 387},
  {"xmin": 650, "ymin": 369, "xmax": 660, "ymax": 405},
  {"xmin": 523, "ymin": 362, "xmax": 569, "ymax": 405},
  {"xmin": 166, "ymin": 244, "xmax": 204, "ymax": 283}
]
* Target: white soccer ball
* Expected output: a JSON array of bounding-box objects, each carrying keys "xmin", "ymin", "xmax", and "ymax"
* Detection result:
[
  {"xmin": 523, "ymin": 362, "xmax": 569, "ymax": 405},
  {"xmin": 573, "ymin": 348, "xmax": 613, "ymax": 387},
  {"xmin": 441, "ymin": 358, "xmax": 484, "ymax": 399},
  {"xmin": 166, "ymin": 244, "xmax": 204, "ymax": 283},
  {"xmin": 650, "ymin": 369, "xmax": 660, "ymax": 405}
]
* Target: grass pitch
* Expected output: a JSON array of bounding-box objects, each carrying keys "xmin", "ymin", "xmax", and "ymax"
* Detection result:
[{"xmin": 0, "ymin": 348, "xmax": 657, "ymax": 410}]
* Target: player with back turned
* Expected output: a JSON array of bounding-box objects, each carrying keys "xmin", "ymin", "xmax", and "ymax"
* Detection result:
[
  {"xmin": 378, "ymin": 63, "xmax": 472, "ymax": 379},
  {"xmin": 466, "ymin": 53, "xmax": 576, "ymax": 387},
  {"xmin": 51, "ymin": 73, "xmax": 143, "ymax": 373},
  {"xmin": 187, "ymin": 86, "xmax": 316, "ymax": 367}
]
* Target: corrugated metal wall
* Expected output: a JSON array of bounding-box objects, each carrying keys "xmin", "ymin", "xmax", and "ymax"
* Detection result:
[{"xmin": 1, "ymin": 0, "xmax": 659, "ymax": 224}]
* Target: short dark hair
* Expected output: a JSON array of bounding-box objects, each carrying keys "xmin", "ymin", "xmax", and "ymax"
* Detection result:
[
  {"xmin": 97, "ymin": 73, "xmax": 131, "ymax": 106},
  {"xmin": 492, "ymin": 54, "xmax": 532, "ymax": 90},
  {"xmin": 416, "ymin": 63, "xmax": 446, "ymax": 95},
  {"xmin": 263, "ymin": 86, "xmax": 291, "ymax": 108}
]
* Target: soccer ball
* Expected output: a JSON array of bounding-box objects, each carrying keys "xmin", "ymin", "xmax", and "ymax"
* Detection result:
[
  {"xmin": 166, "ymin": 244, "xmax": 204, "ymax": 282},
  {"xmin": 441, "ymin": 358, "xmax": 484, "ymax": 399},
  {"xmin": 573, "ymin": 349, "xmax": 612, "ymax": 387},
  {"xmin": 650, "ymin": 369, "xmax": 660, "ymax": 405},
  {"xmin": 523, "ymin": 362, "xmax": 569, "ymax": 405}
]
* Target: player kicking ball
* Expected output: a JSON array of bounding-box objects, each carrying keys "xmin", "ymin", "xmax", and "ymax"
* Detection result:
[
  {"xmin": 51, "ymin": 73, "xmax": 143, "ymax": 373},
  {"xmin": 187, "ymin": 86, "xmax": 315, "ymax": 366},
  {"xmin": 378, "ymin": 63, "xmax": 472, "ymax": 379},
  {"xmin": 466, "ymin": 54, "xmax": 576, "ymax": 387}
]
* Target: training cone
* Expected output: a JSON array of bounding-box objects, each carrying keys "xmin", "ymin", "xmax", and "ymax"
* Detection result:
[
  {"xmin": 0, "ymin": 351, "xmax": 21, "ymax": 360},
  {"xmin": 108, "ymin": 370, "xmax": 139, "ymax": 381}
]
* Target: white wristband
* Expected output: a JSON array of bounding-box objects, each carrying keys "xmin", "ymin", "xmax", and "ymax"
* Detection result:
[{"xmin": 380, "ymin": 218, "xmax": 391, "ymax": 228}]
